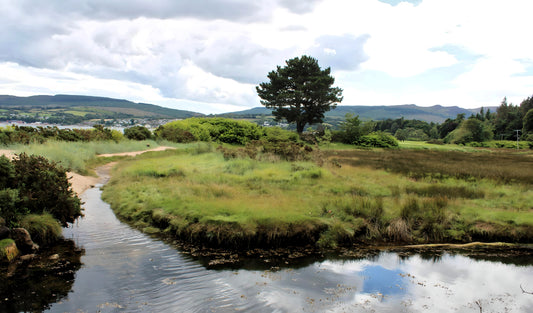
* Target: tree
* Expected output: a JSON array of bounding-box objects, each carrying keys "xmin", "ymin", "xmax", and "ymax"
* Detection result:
[
  {"xmin": 256, "ymin": 55, "xmax": 343, "ymax": 134},
  {"xmin": 523, "ymin": 108, "xmax": 533, "ymax": 136},
  {"xmin": 339, "ymin": 113, "xmax": 362, "ymax": 144}
]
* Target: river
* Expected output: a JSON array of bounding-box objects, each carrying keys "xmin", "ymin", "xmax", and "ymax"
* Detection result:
[{"xmin": 2, "ymin": 183, "xmax": 532, "ymax": 312}]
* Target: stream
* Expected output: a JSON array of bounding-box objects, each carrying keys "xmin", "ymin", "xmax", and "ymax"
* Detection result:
[{"xmin": 2, "ymin": 182, "xmax": 532, "ymax": 312}]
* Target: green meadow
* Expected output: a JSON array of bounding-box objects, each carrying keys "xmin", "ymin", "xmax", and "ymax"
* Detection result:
[{"xmin": 101, "ymin": 143, "xmax": 533, "ymax": 249}]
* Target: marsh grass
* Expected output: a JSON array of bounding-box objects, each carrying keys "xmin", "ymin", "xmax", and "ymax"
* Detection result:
[
  {"xmin": 326, "ymin": 149, "xmax": 533, "ymax": 184},
  {"xmin": 102, "ymin": 144, "xmax": 532, "ymax": 249}
]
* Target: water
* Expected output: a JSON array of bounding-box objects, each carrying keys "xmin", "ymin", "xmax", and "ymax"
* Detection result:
[{"xmin": 2, "ymin": 184, "xmax": 532, "ymax": 312}]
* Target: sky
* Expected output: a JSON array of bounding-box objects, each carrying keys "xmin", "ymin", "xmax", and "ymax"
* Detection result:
[{"xmin": 1, "ymin": 0, "xmax": 533, "ymax": 114}]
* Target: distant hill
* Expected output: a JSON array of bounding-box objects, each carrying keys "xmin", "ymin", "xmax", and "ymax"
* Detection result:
[
  {"xmin": 219, "ymin": 104, "xmax": 496, "ymax": 123},
  {"xmin": 0, "ymin": 95, "xmax": 202, "ymax": 123}
]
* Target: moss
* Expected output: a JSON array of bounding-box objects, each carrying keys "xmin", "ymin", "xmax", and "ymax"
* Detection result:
[{"xmin": 0, "ymin": 238, "xmax": 19, "ymax": 263}]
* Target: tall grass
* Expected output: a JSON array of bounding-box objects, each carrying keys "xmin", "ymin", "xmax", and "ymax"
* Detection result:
[
  {"xmin": 102, "ymin": 146, "xmax": 533, "ymax": 249},
  {"xmin": 8, "ymin": 140, "xmax": 176, "ymax": 174}
]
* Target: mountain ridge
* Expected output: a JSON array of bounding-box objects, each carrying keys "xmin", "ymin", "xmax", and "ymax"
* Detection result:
[{"xmin": 1, "ymin": 94, "xmax": 496, "ymax": 124}]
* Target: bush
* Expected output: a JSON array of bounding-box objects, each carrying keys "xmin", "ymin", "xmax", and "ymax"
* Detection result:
[
  {"xmin": 0, "ymin": 189, "xmax": 24, "ymax": 227},
  {"xmin": 357, "ymin": 132, "xmax": 398, "ymax": 148},
  {"xmin": 124, "ymin": 126, "xmax": 152, "ymax": 140},
  {"xmin": 10, "ymin": 153, "xmax": 82, "ymax": 226}
]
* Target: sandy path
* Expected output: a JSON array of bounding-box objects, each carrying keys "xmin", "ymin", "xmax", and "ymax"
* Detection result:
[
  {"xmin": 0, "ymin": 146, "xmax": 175, "ymax": 195},
  {"xmin": 97, "ymin": 146, "xmax": 175, "ymax": 157}
]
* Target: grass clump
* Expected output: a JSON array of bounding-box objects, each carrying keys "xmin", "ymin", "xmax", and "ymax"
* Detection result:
[
  {"xmin": 0, "ymin": 239, "xmax": 19, "ymax": 262},
  {"xmin": 20, "ymin": 213, "xmax": 62, "ymax": 245}
]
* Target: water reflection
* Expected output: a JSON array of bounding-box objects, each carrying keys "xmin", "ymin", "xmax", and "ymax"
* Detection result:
[
  {"xmin": 5, "ymin": 183, "xmax": 529, "ymax": 313},
  {"xmin": 0, "ymin": 240, "xmax": 83, "ymax": 313}
]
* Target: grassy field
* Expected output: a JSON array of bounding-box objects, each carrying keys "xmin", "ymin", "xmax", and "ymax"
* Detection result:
[
  {"xmin": 102, "ymin": 143, "xmax": 533, "ymax": 249},
  {"xmin": 7, "ymin": 140, "xmax": 179, "ymax": 174}
]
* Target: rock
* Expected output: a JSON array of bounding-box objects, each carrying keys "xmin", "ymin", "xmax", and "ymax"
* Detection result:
[
  {"xmin": 0, "ymin": 226, "xmax": 10, "ymax": 240},
  {"xmin": 49, "ymin": 254, "xmax": 59, "ymax": 260},
  {"xmin": 19, "ymin": 254, "xmax": 36, "ymax": 262},
  {"xmin": 11, "ymin": 228, "xmax": 37, "ymax": 254}
]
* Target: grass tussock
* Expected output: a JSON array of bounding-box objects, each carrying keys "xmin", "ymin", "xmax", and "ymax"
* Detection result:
[
  {"xmin": 100, "ymin": 144, "xmax": 532, "ymax": 250},
  {"xmin": 20, "ymin": 213, "xmax": 62, "ymax": 245}
]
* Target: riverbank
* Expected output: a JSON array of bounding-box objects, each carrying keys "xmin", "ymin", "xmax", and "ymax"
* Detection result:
[{"xmin": 101, "ymin": 145, "xmax": 533, "ymax": 251}]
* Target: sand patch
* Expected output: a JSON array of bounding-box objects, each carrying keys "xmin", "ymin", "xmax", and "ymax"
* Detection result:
[{"xmin": 0, "ymin": 149, "xmax": 15, "ymax": 159}]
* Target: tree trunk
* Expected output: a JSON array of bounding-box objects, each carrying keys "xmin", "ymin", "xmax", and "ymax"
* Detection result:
[{"xmin": 296, "ymin": 121, "xmax": 306, "ymax": 134}]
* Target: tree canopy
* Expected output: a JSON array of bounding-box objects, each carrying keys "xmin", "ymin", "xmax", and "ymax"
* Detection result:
[{"xmin": 256, "ymin": 55, "xmax": 343, "ymax": 134}]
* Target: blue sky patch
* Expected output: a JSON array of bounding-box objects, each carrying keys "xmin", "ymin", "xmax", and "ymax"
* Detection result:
[{"xmin": 378, "ymin": 0, "xmax": 423, "ymax": 6}]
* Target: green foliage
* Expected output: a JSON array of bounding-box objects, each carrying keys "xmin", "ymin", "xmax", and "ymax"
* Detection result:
[
  {"xmin": 523, "ymin": 108, "xmax": 533, "ymax": 136},
  {"xmin": 0, "ymin": 156, "xmax": 15, "ymax": 189},
  {"xmin": 493, "ymin": 97, "xmax": 522, "ymax": 140},
  {"xmin": 0, "ymin": 189, "xmax": 24, "ymax": 227},
  {"xmin": 357, "ymin": 132, "xmax": 399, "ymax": 148},
  {"xmin": 256, "ymin": 55, "xmax": 343, "ymax": 133},
  {"xmin": 124, "ymin": 126, "xmax": 152, "ymax": 140},
  {"xmin": 8, "ymin": 153, "xmax": 82, "ymax": 226},
  {"xmin": 338, "ymin": 113, "xmax": 363, "ymax": 144},
  {"xmin": 155, "ymin": 118, "xmax": 262, "ymax": 144},
  {"xmin": 0, "ymin": 125, "xmax": 119, "ymax": 145},
  {"xmin": 445, "ymin": 118, "xmax": 493, "ymax": 144}
]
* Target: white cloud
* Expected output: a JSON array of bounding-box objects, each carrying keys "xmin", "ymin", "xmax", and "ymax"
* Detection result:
[{"xmin": 1, "ymin": 0, "xmax": 532, "ymax": 112}]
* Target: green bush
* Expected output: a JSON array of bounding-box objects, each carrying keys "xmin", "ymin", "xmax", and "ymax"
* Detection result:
[
  {"xmin": 357, "ymin": 132, "xmax": 398, "ymax": 148},
  {"xmin": 156, "ymin": 118, "xmax": 264, "ymax": 145},
  {"xmin": 0, "ymin": 189, "xmax": 24, "ymax": 227},
  {"xmin": 124, "ymin": 126, "xmax": 152, "ymax": 140},
  {"xmin": 5, "ymin": 153, "xmax": 83, "ymax": 226}
]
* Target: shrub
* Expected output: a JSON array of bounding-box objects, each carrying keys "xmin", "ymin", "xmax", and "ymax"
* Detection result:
[
  {"xmin": 12, "ymin": 153, "xmax": 82, "ymax": 226},
  {"xmin": 0, "ymin": 189, "xmax": 24, "ymax": 227},
  {"xmin": 0, "ymin": 155, "xmax": 15, "ymax": 189},
  {"xmin": 357, "ymin": 132, "xmax": 399, "ymax": 148},
  {"xmin": 124, "ymin": 126, "xmax": 152, "ymax": 140}
]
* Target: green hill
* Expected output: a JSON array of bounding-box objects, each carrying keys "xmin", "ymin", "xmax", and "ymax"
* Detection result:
[
  {"xmin": 0, "ymin": 94, "xmax": 203, "ymax": 124},
  {"xmin": 218, "ymin": 104, "xmax": 494, "ymax": 123}
]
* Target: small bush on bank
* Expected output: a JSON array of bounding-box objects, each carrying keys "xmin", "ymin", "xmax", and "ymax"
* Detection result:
[{"xmin": 0, "ymin": 154, "xmax": 82, "ymax": 228}]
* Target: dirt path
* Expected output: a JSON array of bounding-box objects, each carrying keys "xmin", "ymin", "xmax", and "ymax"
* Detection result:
[
  {"xmin": 97, "ymin": 146, "xmax": 175, "ymax": 157},
  {"xmin": 0, "ymin": 146, "xmax": 175, "ymax": 195}
]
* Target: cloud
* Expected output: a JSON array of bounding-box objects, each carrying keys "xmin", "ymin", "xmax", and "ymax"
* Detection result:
[
  {"xmin": 1, "ymin": 0, "xmax": 533, "ymax": 113},
  {"xmin": 278, "ymin": 0, "xmax": 324, "ymax": 13},
  {"xmin": 12, "ymin": 0, "xmax": 270, "ymax": 22},
  {"xmin": 308, "ymin": 34, "xmax": 370, "ymax": 71}
]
